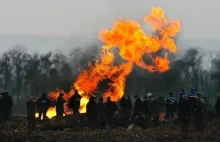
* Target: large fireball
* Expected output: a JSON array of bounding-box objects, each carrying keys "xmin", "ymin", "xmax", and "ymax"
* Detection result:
[{"xmin": 39, "ymin": 7, "xmax": 181, "ymax": 119}]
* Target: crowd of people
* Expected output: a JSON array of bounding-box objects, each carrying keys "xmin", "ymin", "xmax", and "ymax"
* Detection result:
[
  {"xmin": 83, "ymin": 88, "xmax": 207, "ymax": 133},
  {"xmin": 1, "ymin": 88, "xmax": 220, "ymax": 133}
]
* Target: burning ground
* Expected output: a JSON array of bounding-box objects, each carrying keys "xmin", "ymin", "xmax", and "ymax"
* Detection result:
[{"xmin": 0, "ymin": 116, "xmax": 220, "ymax": 142}]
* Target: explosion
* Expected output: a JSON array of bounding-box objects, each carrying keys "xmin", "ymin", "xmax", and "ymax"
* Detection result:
[{"xmin": 39, "ymin": 7, "xmax": 181, "ymax": 119}]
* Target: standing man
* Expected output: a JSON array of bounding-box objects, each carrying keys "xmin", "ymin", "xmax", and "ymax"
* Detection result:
[
  {"xmin": 120, "ymin": 92, "xmax": 132, "ymax": 117},
  {"xmin": 97, "ymin": 97, "xmax": 107, "ymax": 129},
  {"xmin": 37, "ymin": 93, "xmax": 50, "ymax": 120},
  {"xmin": 148, "ymin": 95, "xmax": 161, "ymax": 127},
  {"xmin": 165, "ymin": 92, "xmax": 177, "ymax": 121},
  {"xmin": 69, "ymin": 90, "xmax": 82, "ymax": 114},
  {"xmin": 0, "ymin": 90, "xmax": 5, "ymax": 122},
  {"xmin": 26, "ymin": 95, "xmax": 37, "ymax": 131},
  {"xmin": 193, "ymin": 93, "xmax": 205, "ymax": 132},
  {"xmin": 188, "ymin": 88, "xmax": 197, "ymax": 120},
  {"xmin": 130, "ymin": 95, "xmax": 142, "ymax": 122},
  {"xmin": 86, "ymin": 96, "xmax": 97, "ymax": 128},
  {"xmin": 2, "ymin": 91, "xmax": 13, "ymax": 121},
  {"xmin": 142, "ymin": 93, "xmax": 151, "ymax": 117},
  {"xmin": 105, "ymin": 96, "xmax": 117, "ymax": 126},
  {"xmin": 141, "ymin": 93, "xmax": 152, "ymax": 128},
  {"xmin": 215, "ymin": 93, "xmax": 220, "ymax": 116},
  {"xmin": 178, "ymin": 95, "xmax": 190, "ymax": 133},
  {"xmin": 177, "ymin": 90, "xmax": 185, "ymax": 118},
  {"xmin": 56, "ymin": 93, "xmax": 65, "ymax": 116}
]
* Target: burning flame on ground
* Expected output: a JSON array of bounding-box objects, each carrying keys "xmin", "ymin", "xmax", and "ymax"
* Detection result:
[
  {"xmin": 35, "ymin": 89, "xmax": 90, "ymax": 119},
  {"xmin": 45, "ymin": 7, "xmax": 181, "ymax": 118},
  {"xmin": 35, "ymin": 107, "xmax": 57, "ymax": 119}
]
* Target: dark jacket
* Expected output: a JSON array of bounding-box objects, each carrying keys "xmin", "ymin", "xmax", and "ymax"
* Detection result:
[
  {"xmin": 56, "ymin": 97, "xmax": 65, "ymax": 115},
  {"xmin": 133, "ymin": 98, "xmax": 142, "ymax": 116},
  {"xmin": 97, "ymin": 102, "xmax": 107, "ymax": 118},
  {"xmin": 165, "ymin": 96, "xmax": 177, "ymax": 112},
  {"xmin": 0, "ymin": 94, "xmax": 4, "ymax": 112},
  {"xmin": 86, "ymin": 98, "xmax": 97, "ymax": 127},
  {"xmin": 69, "ymin": 93, "xmax": 82, "ymax": 111},
  {"xmin": 120, "ymin": 96, "xmax": 132, "ymax": 111},
  {"xmin": 142, "ymin": 100, "xmax": 149, "ymax": 115},
  {"xmin": 37, "ymin": 96, "xmax": 50, "ymax": 112},
  {"xmin": 26, "ymin": 99, "xmax": 36, "ymax": 117},
  {"xmin": 105, "ymin": 100, "xmax": 117, "ymax": 117},
  {"xmin": 178, "ymin": 97, "xmax": 190, "ymax": 120},
  {"xmin": 188, "ymin": 88, "xmax": 197, "ymax": 115},
  {"xmin": 193, "ymin": 97, "xmax": 205, "ymax": 132},
  {"xmin": 86, "ymin": 100, "xmax": 97, "ymax": 118},
  {"xmin": 194, "ymin": 98, "xmax": 205, "ymax": 113},
  {"xmin": 215, "ymin": 96, "xmax": 220, "ymax": 114},
  {"xmin": 1, "ymin": 94, "xmax": 13, "ymax": 112},
  {"xmin": 148, "ymin": 99, "xmax": 161, "ymax": 114}
]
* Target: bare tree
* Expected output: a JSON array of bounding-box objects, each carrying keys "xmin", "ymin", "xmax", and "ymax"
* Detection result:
[
  {"xmin": 6, "ymin": 45, "xmax": 30, "ymax": 102},
  {"xmin": 0, "ymin": 53, "xmax": 13, "ymax": 91}
]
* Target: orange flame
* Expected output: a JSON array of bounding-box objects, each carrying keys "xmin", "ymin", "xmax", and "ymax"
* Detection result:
[
  {"xmin": 35, "ymin": 107, "xmax": 57, "ymax": 119},
  {"xmin": 46, "ymin": 7, "xmax": 181, "ymax": 118},
  {"xmin": 48, "ymin": 89, "xmax": 89, "ymax": 114}
]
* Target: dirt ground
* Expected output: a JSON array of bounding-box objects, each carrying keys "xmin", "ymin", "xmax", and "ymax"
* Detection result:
[{"xmin": 0, "ymin": 116, "xmax": 220, "ymax": 142}]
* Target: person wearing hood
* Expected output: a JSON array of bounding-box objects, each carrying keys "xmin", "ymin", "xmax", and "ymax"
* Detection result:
[
  {"xmin": 56, "ymin": 93, "xmax": 66, "ymax": 116},
  {"xmin": 215, "ymin": 93, "xmax": 220, "ymax": 116},
  {"xmin": 86, "ymin": 96, "xmax": 97, "ymax": 128},
  {"xmin": 193, "ymin": 93, "xmax": 205, "ymax": 132},
  {"xmin": 26, "ymin": 95, "xmax": 37, "ymax": 131},
  {"xmin": 68, "ymin": 90, "xmax": 82, "ymax": 114},
  {"xmin": 165, "ymin": 92, "xmax": 177, "ymax": 121},
  {"xmin": 188, "ymin": 88, "xmax": 197, "ymax": 119},
  {"xmin": 178, "ymin": 95, "xmax": 190, "ymax": 133}
]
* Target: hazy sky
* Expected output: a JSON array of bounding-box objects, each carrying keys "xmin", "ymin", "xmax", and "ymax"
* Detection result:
[{"xmin": 0, "ymin": 0, "xmax": 219, "ymax": 40}]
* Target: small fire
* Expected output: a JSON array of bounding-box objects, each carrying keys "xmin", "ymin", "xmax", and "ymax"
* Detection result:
[
  {"xmin": 44, "ymin": 7, "xmax": 181, "ymax": 118},
  {"xmin": 35, "ymin": 107, "xmax": 57, "ymax": 119}
]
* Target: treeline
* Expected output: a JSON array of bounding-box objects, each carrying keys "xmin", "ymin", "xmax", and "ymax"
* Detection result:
[
  {"xmin": 126, "ymin": 48, "xmax": 220, "ymax": 109},
  {"xmin": 0, "ymin": 45, "xmax": 101, "ymax": 103},
  {"xmin": 0, "ymin": 45, "xmax": 220, "ymax": 109}
]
